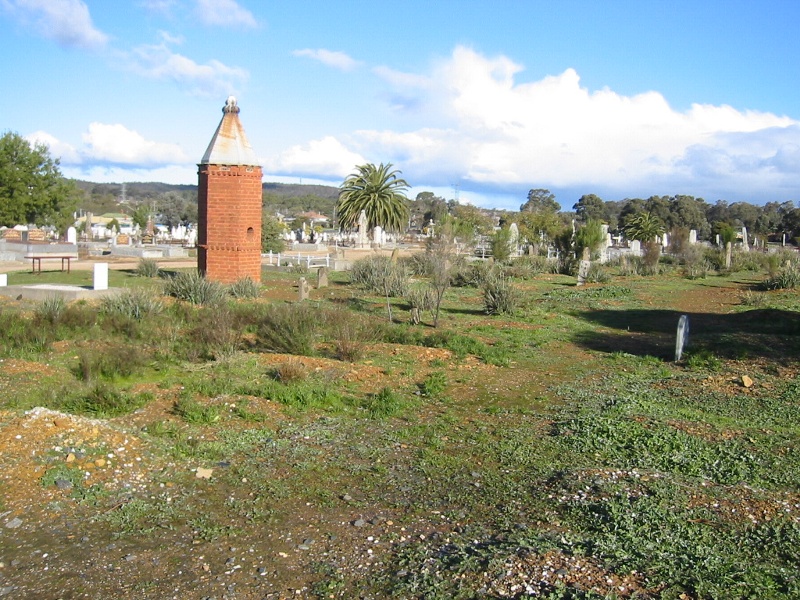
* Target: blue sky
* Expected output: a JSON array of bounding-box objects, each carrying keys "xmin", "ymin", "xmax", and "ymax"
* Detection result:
[{"xmin": 1, "ymin": 0, "xmax": 798, "ymax": 211}]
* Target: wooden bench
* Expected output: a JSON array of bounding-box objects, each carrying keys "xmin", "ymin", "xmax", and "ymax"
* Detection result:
[{"xmin": 25, "ymin": 255, "xmax": 76, "ymax": 274}]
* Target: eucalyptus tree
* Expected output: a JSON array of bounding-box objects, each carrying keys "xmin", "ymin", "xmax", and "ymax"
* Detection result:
[
  {"xmin": 0, "ymin": 131, "xmax": 78, "ymax": 232},
  {"xmin": 337, "ymin": 163, "xmax": 410, "ymax": 232}
]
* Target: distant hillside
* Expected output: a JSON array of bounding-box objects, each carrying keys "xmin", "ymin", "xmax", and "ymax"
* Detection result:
[
  {"xmin": 71, "ymin": 179, "xmax": 339, "ymax": 198},
  {"xmin": 262, "ymin": 182, "xmax": 339, "ymax": 199}
]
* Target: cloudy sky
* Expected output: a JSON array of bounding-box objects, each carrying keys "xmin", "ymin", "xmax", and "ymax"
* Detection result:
[{"xmin": 1, "ymin": 0, "xmax": 798, "ymax": 210}]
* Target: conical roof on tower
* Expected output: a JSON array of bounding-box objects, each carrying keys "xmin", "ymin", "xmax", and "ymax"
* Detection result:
[{"xmin": 200, "ymin": 96, "xmax": 260, "ymax": 166}]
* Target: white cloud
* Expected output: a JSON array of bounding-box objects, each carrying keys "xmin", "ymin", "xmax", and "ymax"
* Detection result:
[
  {"xmin": 194, "ymin": 0, "xmax": 256, "ymax": 29},
  {"xmin": 339, "ymin": 45, "xmax": 799, "ymax": 202},
  {"xmin": 293, "ymin": 48, "xmax": 361, "ymax": 71},
  {"xmin": 1, "ymin": 0, "xmax": 108, "ymax": 49},
  {"xmin": 128, "ymin": 41, "xmax": 248, "ymax": 97},
  {"xmin": 80, "ymin": 122, "xmax": 187, "ymax": 166},
  {"xmin": 25, "ymin": 130, "xmax": 80, "ymax": 163},
  {"xmin": 263, "ymin": 136, "xmax": 365, "ymax": 179},
  {"xmin": 137, "ymin": 0, "xmax": 177, "ymax": 16}
]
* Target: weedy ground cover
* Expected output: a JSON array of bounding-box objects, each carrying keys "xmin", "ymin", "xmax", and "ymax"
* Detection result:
[{"xmin": 0, "ymin": 262, "xmax": 798, "ymax": 598}]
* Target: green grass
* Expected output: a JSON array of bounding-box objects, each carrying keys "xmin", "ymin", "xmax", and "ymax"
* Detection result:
[{"xmin": 3, "ymin": 258, "xmax": 800, "ymax": 598}]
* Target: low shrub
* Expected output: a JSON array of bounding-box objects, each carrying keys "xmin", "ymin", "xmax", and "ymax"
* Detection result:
[
  {"xmin": 134, "ymin": 258, "xmax": 160, "ymax": 278},
  {"xmin": 228, "ymin": 277, "xmax": 260, "ymax": 299},
  {"xmin": 584, "ymin": 263, "xmax": 611, "ymax": 283},
  {"xmin": 173, "ymin": 394, "xmax": 221, "ymax": 424},
  {"xmin": 164, "ymin": 270, "xmax": 227, "ymax": 305},
  {"xmin": 257, "ymin": 302, "xmax": 318, "ymax": 355},
  {"xmin": 324, "ymin": 308, "xmax": 381, "ymax": 361},
  {"xmin": 185, "ymin": 306, "xmax": 243, "ymax": 360},
  {"xmin": 482, "ymin": 274, "xmax": 520, "ymax": 315},
  {"xmin": 272, "ymin": 359, "xmax": 309, "ymax": 383},
  {"xmin": 450, "ymin": 261, "xmax": 493, "ymax": 287},
  {"xmin": 419, "ymin": 371, "xmax": 447, "ymax": 398},
  {"xmin": 101, "ymin": 288, "xmax": 164, "ymax": 320},
  {"xmin": 405, "ymin": 286, "xmax": 435, "ymax": 325},
  {"xmin": 350, "ymin": 255, "xmax": 409, "ymax": 297},
  {"xmin": 763, "ymin": 263, "xmax": 800, "ymax": 290},
  {"xmin": 62, "ymin": 383, "xmax": 152, "ymax": 418},
  {"xmin": 34, "ymin": 296, "xmax": 66, "ymax": 325},
  {"xmin": 364, "ymin": 387, "xmax": 404, "ymax": 418},
  {"xmin": 73, "ymin": 344, "xmax": 150, "ymax": 382}
]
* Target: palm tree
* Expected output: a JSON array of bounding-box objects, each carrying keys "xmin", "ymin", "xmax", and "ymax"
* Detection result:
[
  {"xmin": 623, "ymin": 212, "xmax": 664, "ymax": 243},
  {"xmin": 337, "ymin": 163, "xmax": 410, "ymax": 233}
]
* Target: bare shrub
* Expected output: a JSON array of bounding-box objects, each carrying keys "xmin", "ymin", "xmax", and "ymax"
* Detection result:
[{"xmin": 257, "ymin": 302, "xmax": 317, "ymax": 355}]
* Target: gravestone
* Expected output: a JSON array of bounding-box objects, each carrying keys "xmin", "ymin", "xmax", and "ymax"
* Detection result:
[
  {"xmin": 117, "ymin": 233, "xmax": 130, "ymax": 245},
  {"xmin": 689, "ymin": 229, "xmax": 697, "ymax": 244},
  {"xmin": 0, "ymin": 274, "xmax": 6, "ymax": 287},
  {"xmin": 675, "ymin": 314, "xmax": 689, "ymax": 361},
  {"xmin": 577, "ymin": 260, "xmax": 591, "ymax": 286},
  {"xmin": 357, "ymin": 210, "xmax": 369, "ymax": 248},
  {"xmin": 741, "ymin": 226, "xmax": 750, "ymax": 251},
  {"xmin": 508, "ymin": 222, "xmax": 519, "ymax": 255},
  {"xmin": 629, "ymin": 240, "xmax": 641, "ymax": 255},
  {"xmin": 373, "ymin": 225, "xmax": 383, "ymax": 248},
  {"xmin": 93, "ymin": 263, "xmax": 109, "ymax": 291},
  {"xmin": 66, "ymin": 226, "xmax": 77, "ymax": 244},
  {"xmin": 2, "ymin": 229, "xmax": 21, "ymax": 241},
  {"xmin": 298, "ymin": 277, "xmax": 310, "ymax": 301},
  {"xmin": 725, "ymin": 241, "xmax": 733, "ymax": 270},
  {"xmin": 316, "ymin": 267, "xmax": 329, "ymax": 289},
  {"xmin": 27, "ymin": 229, "xmax": 46, "ymax": 242}
]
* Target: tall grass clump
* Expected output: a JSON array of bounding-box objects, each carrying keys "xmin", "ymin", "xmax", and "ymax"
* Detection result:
[
  {"xmin": 164, "ymin": 270, "xmax": 226, "ymax": 305},
  {"xmin": 584, "ymin": 263, "xmax": 611, "ymax": 283},
  {"xmin": 482, "ymin": 273, "xmax": 520, "ymax": 315},
  {"xmin": 257, "ymin": 302, "xmax": 318, "ymax": 355},
  {"xmin": 350, "ymin": 255, "xmax": 409, "ymax": 297},
  {"xmin": 763, "ymin": 263, "xmax": 800, "ymax": 290},
  {"xmin": 101, "ymin": 288, "xmax": 164, "ymax": 320},
  {"xmin": 405, "ymin": 286, "xmax": 434, "ymax": 325},
  {"xmin": 34, "ymin": 296, "xmax": 66, "ymax": 325},
  {"xmin": 134, "ymin": 258, "xmax": 161, "ymax": 278},
  {"xmin": 228, "ymin": 277, "xmax": 260, "ymax": 299}
]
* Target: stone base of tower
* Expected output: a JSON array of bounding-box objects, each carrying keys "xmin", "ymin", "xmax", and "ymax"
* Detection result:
[{"xmin": 199, "ymin": 243, "xmax": 262, "ymax": 284}]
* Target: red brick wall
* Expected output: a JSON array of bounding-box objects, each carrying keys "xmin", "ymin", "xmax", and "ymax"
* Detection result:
[{"xmin": 197, "ymin": 164, "xmax": 263, "ymax": 283}]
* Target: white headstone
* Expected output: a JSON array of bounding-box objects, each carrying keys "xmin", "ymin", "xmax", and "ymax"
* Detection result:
[
  {"xmin": 675, "ymin": 314, "xmax": 689, "ymax": 361},
  {"xmin": 357, "ymin": 210, "xmax": 369, "ymax": 247},
  {"xmin": 373, "ymin": 225, "xmax": 383, "ymax": 247},
  {"xmin": 93, "ymin": 262, "xmax": 109, "ymax": 291},
  {"xmin": 66, "ymin": 226, "xmax": 77, "ymax": 244},
  {"xmin": 0, "ymin": 274, "xmax": 6, "ymax": 287},
  {"xmin": 662, "ymin": 233, "xmax": 669, "ymax": 247},
  {"xmin": 741, "ymin": 226, "xmax": 750, "ymax": 251},
  {"xmin": 606, "ymin": 232, "xmax": 613, "ymax": 248},
  {"xmin": 689, "ymin": 229, "xmax": 697, "ymax": 244},
  {"xmin": 630, "ymin": 240, "xmax": 641, "ymax": 255}
]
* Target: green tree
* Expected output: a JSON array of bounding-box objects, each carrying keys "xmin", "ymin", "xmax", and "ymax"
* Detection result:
[
  {"xmin": 489, "ymin": 227, "xmax": 512, "ymax": 264},
  {"xmin": 573, "ymin": 194, "xmax": 606, "ymax": 223},
  {"xmin": 337, "ymin": 163, "xmax": 410, "ymax": 232},
  {"xmin": 0, "ymin": 132, "xmax": 78, "ymax": 231},
  {"xmin": 575, "ymin": 219, "xmax": 604, "ymax": 259},
  {"xmin": 131, "ymin": 205, "xmax": 150, "ymax": 230},
  {"xmin": 624, "ymin": 212, "xmax": 665, "ymax": 242},
  {"xmin": 261, "ymin": 213, "xmax": 286, "ymax": 253},
  {"xmin": 520, "ymin": 188, "xmax": 559, "ymax": 213}
]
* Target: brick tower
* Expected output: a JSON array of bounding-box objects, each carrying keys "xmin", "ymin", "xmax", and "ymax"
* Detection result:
[{"xmin": 197, "ymin": 96, "xmax": 263, "ymax": 283}]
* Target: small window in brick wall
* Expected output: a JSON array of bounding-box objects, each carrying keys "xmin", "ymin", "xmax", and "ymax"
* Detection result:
[{"xmin": 247, "ymin": 227, "xmax": 254, "ymax": 240}]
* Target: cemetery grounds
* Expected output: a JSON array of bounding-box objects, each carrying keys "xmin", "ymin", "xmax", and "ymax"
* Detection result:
[{"xmin": 0, "ymin": 260, "xmax": 799, "ymax": 599}]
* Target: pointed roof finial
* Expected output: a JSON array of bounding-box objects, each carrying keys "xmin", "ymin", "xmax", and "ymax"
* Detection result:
[
  {"xmin": 200, "ymin": 97, "xmax": 258, "ymax": 166},
  {"xmin": 223, "ymin": 95, "xmax": 239, "ymax": 114}
]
